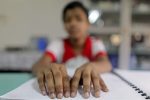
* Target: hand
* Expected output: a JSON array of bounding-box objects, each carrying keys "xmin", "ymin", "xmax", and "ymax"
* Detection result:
[
  {"xmin": 34, "ymin": 63, "xmax": 70, "ymax": 99},
  {"xmin": 70, "ymin": 62, "xmax": 108, "ymax": 98}
]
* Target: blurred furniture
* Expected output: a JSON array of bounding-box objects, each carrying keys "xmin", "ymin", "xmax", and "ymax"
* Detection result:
[
  {"xmin": 0, "ymin": 51, "xmax": 42, "ymax": 71},
  {"xmin": 82, "ymin": 0, "xmax": 150, "ymax": 70}
]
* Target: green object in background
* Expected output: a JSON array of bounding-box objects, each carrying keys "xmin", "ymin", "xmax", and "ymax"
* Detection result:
[{"xmin": 0, "ymin": 73, "xmax": 33, "ymax": 96}]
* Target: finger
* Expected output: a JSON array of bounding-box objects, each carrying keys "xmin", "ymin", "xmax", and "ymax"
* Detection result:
[
  {"xmin": 79, "ymin": 78, "xmax": 83, "ymax": 85},
  {"xmin": 63, "ymin": 75, "xmax": 70, "ymax": 98},
  {"xmin": 71, "ymin": 69, "xmax": 82, "ymax": 98},
  {"xmin": 44, "ymin": 70, "xmax": 56, "ymax": 99},
  {"xmin": 82, "ymin": 70, "xmax": 91, "ymax": 98},
  {"xmin": 51, "ymin": 68, "xmax": 63, "ymax": 99},
  {"xmin": 60, "ymin": 66, "xmax": 70, "ymax": 98},
  {"xmin": 91, "ymin": 72, "xmax": 100, "ymax": 97},
  {"xmin": 99, "ymin": 76, "xmax": 109, "ymax": 92},
  {"xmin": 37, "ymin": 73, "xmax": 46, "ymax": 95}
]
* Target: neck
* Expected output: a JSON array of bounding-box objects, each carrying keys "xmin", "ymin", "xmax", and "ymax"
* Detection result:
[{"xmin": 69, "ymin": 35, "xmax": 88, "ymax": 49}]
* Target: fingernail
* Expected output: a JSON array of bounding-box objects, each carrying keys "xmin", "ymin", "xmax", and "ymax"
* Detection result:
[
  {"xmin": 71, "ymin": 92, "xmax": 76, "ymax": 97},
  {"xmin": 65, "ymin": 91, "xmax": 70, "ymax": 98},
  {"xmin": 50, "ymin": 93, "xmax": 56, "ymax": 99},
  {"xmin": 95, "ymin": 91, "xmax": 100, "ymax": 97},
  {"xmin": 57, "ymin": 93, "xmax": 63, "ymax": 99},
  {"xmin": 42, "ymin": 91, "xmax": 46, "ymax": 96},
  {"xmin": 105, "ymin": 88, "xmax": 109, "ymax": 92},
  {"xmin": 84, "ymin": 92, "xmax": 90, "ymax": 98}
]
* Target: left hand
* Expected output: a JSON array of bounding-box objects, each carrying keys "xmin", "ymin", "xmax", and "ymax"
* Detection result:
[{"xmin": 70, "ymin": 62, "xmax": 108, "ymax": 98}]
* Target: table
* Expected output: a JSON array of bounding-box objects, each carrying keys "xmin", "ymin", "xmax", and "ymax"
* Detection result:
[{"xmin": 0, "ymin": 72, "xmax": 33, "ymax": 96}]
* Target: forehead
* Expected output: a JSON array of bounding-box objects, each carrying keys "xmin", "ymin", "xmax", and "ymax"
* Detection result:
[{"xmin": 65, "ymin": 7, "xmax": 87, "ymax": 18}]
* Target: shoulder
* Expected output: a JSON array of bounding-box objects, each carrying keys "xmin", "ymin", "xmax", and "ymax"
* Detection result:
[
  {"xmin": 46, "ymin": 38, "xmax": 64, "ymax": 49},
  {"xmin": 90, "ymin": 36, "xmax": 107, "ymax": 56},
  {"xmin": 90, "ymin": 36, "xmax": 104, "ymax": 46},
  {"xmin": 50, "ymin": 39, "xmax": 63, "ymax": 45}
]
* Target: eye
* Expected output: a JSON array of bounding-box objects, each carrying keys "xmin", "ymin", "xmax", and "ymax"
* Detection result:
[
  {"xmin": 76, "ymin": 15, "xmax": 83, "ymax": 22},
  {"xmin": 65, "ymin": 17, "xmax": 71, "ymax": 23}
]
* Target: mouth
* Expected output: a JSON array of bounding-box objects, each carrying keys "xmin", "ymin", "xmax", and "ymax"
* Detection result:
[{"xmin": 69, "ymin": 28, "xmax": 80, "ymax": 34}]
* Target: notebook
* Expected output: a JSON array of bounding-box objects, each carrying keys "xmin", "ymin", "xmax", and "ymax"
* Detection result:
[{"xmin": 0, "ymin": 69, "xmax": 149, "ymax": 100}]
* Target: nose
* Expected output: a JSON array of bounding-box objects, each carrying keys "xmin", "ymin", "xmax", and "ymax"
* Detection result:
[{"xmin": 69, "ymin": 19, "xmax": 77, "ymax": 27}]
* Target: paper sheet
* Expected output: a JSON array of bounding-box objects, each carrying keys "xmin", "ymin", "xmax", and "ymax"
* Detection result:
[
  {"xmin": 1, "ymin": 69, "xmax": 144, "ymax": 100},
  {"xmin": 115, "ymin": 70, "xmax": 150, "ymax": 96}
]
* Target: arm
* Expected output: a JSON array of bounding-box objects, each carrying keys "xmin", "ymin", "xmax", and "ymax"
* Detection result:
[
  {"xmin": 32, "ymin": 55, "xmax": 51, "ymax": 75},
  {"xmin": 32, "ymin": 54, "xmax": 70, "ymax": 99},
  {"xmin": 70, "ymin": 56, "xmax": 112, "ymax": 99},
  {"xmin": 32, "ymin": 39, "xmax": 70, "ymax": 99},
  {"xmin": 89, "ymin": 56, "xmax": 112, "ymax": 73}
]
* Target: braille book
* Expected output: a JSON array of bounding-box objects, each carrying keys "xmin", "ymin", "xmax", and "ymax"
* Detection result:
[{"xmin": 1, "ymin": 69, "xmax": 150, "ymax": 100}]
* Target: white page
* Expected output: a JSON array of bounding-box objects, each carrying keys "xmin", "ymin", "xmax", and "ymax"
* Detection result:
[
  {"xmin": 1, "ymin": 69, "xmax": 144, "ymax": 100},
  {"xmin": 115, "ymin": 70, "xmax": 150, "ymax": 96}
]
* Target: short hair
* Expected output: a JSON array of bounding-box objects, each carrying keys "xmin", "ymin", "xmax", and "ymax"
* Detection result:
[{"xmin": 62, "ymin": 1, "xmax": 88, "ymax": 22}]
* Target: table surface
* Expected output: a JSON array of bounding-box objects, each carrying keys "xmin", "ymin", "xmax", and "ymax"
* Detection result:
[{"xmin": 0, "ymin": 73, "xmax": 33, "ymax": 96}]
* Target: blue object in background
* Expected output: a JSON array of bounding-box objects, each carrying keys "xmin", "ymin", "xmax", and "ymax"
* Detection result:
[
  {"xmin": 37, "ymin": 37, "xmax": 48, "ymax": 52},
  {"xmin": 108, "ymin": 54, "xmax": 118, "ymax": 68},
  {"xmin": 108, "ymin": 53, "xmax": 137, "ymax": 69}
]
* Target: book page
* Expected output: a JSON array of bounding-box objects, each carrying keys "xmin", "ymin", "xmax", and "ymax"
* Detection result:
[
  {"xmin": 115, "ymin": 70, "xmax": 150, "ymax": 96},
  {"xmin": 1, "ymin": 69, "xmax": 144, "ymax": 100}
]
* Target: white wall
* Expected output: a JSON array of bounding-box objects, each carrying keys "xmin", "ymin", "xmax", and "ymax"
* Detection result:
[{"xmin": 0, "ymin": 0, "xmax": 71, "ymax": 49}]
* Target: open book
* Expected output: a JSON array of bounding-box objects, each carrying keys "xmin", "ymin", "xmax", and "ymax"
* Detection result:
[
  {"xmin": 0, "ymin": 69, "xmax": 149, "ymax": 100},
  {"xmin": 115, "ymin": 70, "xmax": 150, "ymax": 99}
]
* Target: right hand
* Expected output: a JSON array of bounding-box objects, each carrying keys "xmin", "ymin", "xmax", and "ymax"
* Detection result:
[{"xmin": 33, "ymin": 63, "xmax": 70, "ymax": 99}]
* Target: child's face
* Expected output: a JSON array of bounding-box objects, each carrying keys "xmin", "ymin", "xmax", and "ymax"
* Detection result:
[{"xmin": 64, "ymin": 7, "xmax": 89, "ymax": 39}]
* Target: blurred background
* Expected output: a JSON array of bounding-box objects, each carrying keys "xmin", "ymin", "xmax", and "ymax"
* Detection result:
[{"xmin": 0, "ymin": 0, "xmax": 150, "ymax": 71}]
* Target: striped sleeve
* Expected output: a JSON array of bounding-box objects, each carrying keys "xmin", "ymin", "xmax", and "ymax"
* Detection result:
[
  {"xmin": 92, "ymin": 38, "xmax": 107, "ymax": 59},
  {"xmin": 45, "ymin": 39, "xmax": 64, "ymax": 62}
]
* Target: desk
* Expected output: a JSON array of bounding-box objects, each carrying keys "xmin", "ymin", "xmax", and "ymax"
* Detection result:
[{"xmin": 0, "ymin": 73, "xmax": 33, "ymax": 96}]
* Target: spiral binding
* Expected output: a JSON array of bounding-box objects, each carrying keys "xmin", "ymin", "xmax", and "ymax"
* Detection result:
[{"xmin": 112, "ymin": 71, "xmax": 150, "ymax": 99}]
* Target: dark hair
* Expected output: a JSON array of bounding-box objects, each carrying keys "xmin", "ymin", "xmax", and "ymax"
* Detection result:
[{"xmin": 62, "ymin": 1, "xmax": 88, "ymax": 22}]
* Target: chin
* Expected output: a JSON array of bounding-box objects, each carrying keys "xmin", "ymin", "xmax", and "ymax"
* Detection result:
[
  {"xmin": 69, "ymin": 33, "xmax": 80, "ymax": 39},
  {"xmin": 70, "ymin": 35, "xmax": 81, "ymax": 40}
]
